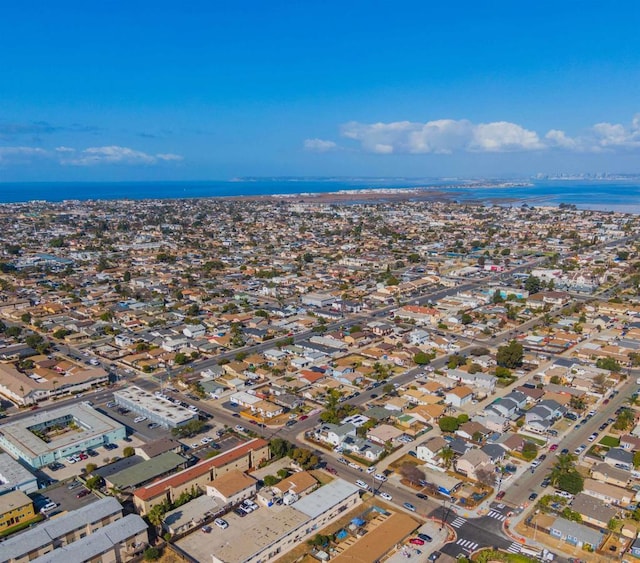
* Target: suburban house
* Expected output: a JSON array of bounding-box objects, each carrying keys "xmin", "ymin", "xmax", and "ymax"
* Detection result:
[
  {"xmin": 445, "ymin": 386, "xmax": 474, "ymax": 408},
  {"xmin": 570, "ymin": 493, "xmax": 618, "ymax": 529},
  {"xmin": 314, "ymin": 423, "xmax": 357, "ymax": 447},
  {"xmin": 416, "ymin": 436, "xmax": 448, "ymax": 464},
  {"xmin": 590, "ymin": 462, "xmax": 631, "ymax": 487},
  {"xmin": 206, "ymin": 470, "xmax": 257, "ymax": 505},
  {"xmin": 549, "ymin": 517, "xmax": 604, "ymax": 550},
  {"xmin": 582, "ymin": 478, "xmax": 634, "ymax": 507},
  {"xmin": 481, "ymin": 444, "xmax": 506, "ymax": 464},
  {"xmin": 455, "ymin": 448, "xmax": 493, "ymax": 481},
  {"xmin": 455, "ymin": 421, "xmax": 490, "ymax": 442},
  {"xmin": 604, "ymin": 448, "xmax": 634, "ymax": 471}
]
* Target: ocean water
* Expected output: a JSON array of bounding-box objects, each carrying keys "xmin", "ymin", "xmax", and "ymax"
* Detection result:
[{"xmin": 1, "ymin": 179, "xmax": 639, "ymax": 212}]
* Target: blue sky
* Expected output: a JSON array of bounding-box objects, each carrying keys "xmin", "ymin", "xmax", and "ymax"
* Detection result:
[{"xmin": 1, "ymin": 0, "xmax": 640, "ymax": 181}]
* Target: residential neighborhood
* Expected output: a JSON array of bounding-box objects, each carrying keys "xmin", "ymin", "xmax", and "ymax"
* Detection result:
[{"xmin": 1, "ymin": 196, "xmax": 640, "ymax": 562}]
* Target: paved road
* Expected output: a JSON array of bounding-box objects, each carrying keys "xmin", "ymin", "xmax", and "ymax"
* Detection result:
[{"xmin": 503, "ymin": 374, "xmax": 637, "ymax": 508}]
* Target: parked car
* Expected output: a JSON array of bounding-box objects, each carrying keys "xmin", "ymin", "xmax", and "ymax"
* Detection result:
[
  {"xmin": 201, "ymin": 525, "xmax": 212, "ymax": 533},
  {"xmin": 429, "ymin": 552, "xmax": 441, "ymax": 561},
  {"xmin": 416, "ymin": 493, "xmax": 428, "ymax": 500},
  {"xmin": 355, "ymin": 480, "xmax": 369, "ymax": 490},
  {"xmin": 528, "ymin": 492, "xmax": 538, "ymax": 501},
  {"xmin": 214, "ymin": 518, "xmax": 229, "ymax": 529},
  {"xmin": 409, "ymin": 538, "xmax": 425, "ymax": 546},
  {"xmin": 76, "ymin": 489, "xmax": 91, "ymax": 498},
  {"xmin": 496, "ymin": 491, "xmax": 506, "ymax": 500},
  {"xmin": 588, "ymin": 433, "xmax": 598, "ymax": 442},
  {"xmin": 403, "ymin": 502, "xmax": 416, "ymax": 512},
  {"xmin": 417, "ymin": 533, "xmax": 433, "ymax": 543},
  {"xmin": 379, "ymin": 492, "xmax": 393, "ymax": 501}
]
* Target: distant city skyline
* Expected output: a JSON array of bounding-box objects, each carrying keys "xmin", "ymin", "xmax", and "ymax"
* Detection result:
[{"xmin": 1, "ymin": 1, "xmax": 640, "ymax": 181}]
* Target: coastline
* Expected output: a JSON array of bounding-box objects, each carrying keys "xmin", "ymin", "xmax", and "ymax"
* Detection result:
[{"xmin": 1, "ymin": 179, "xmax": 640, "ymax": 214}]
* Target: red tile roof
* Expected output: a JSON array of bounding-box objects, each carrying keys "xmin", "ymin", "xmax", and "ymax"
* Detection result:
[{"xmin": 134, "ymin": 438, "xmax": 267, "ymax": 501}]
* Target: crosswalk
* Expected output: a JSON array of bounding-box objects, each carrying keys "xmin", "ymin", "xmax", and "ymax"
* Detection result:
[
  {"xmin": 450, "ymin": 516, "xmax": 467, "ymax": 528},
  {"xmin": 487, "ymin": 510, "xmax": 507, "ymax": 521},
  {"xmin": 455, "ymin": 539, "xmax": 479, "ymax": 552},
  {"xmin": 506, "ymin": 542, "xmax": 522, "ymax": 553}
]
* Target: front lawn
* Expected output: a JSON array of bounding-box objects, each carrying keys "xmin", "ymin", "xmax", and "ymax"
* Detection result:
[{"xmin": 599, "ymin": 435, "xmax": 620, "ymax": 448}]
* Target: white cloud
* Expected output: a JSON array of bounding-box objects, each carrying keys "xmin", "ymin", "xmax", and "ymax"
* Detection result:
[
  {"xmin": 313, "ymin": 113, "xmax": 640, "ymax": 156},
  {"xmin": 59, "ymin": 145, "xmax": 183, "ymax": 166},
  {"xmin": 0, "ymin": 146, "xmax": 50, "ymax": 164},
  {"xmin": 303, "ymin": 138, "xmax": 338, "ymax": 152},
  {"xmin": 0, "ymin": 144, "xmax": 183, "ymax": 167},
  {"xmin": 338, "ymin": 118, "xmax": 543, "ymax": 154},
  {"xmin": 470, "ymin": 121, "xmax": 543, "ymax": 152},
  {"xmin": 156, "ymin": 153, "xmax": 183, "ymax": 161},
  {"xmin": 544, "ymin": 129, "xmax": 578, "ymax": 150}
]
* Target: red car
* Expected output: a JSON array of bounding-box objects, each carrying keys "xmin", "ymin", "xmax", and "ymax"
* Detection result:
[
  {"xmin": 326, "ymin": 467, "xmax": 338, "ymax": 475},
  {"xmin": 76, "ymin": 489, "xmax": 90, "ymax": 498},
  {"xmin": 496, "ymin": 491, "xmax": 506, "ymax": 500},
  {"xmin": 409, "ymin": 538, "xmax": 425, "ymax": 546},
  {"xmin": 549, "ymin": 444, "xmax": 558, "ymax": 451},
  {"xmin": 299, "ymin": 415, "xmax": 308, "ymax": 421}
]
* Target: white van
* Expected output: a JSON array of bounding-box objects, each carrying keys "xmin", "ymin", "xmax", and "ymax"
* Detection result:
[{"xmin": 40, "ymin": 502, "xmax": 58, "ymax": 513}]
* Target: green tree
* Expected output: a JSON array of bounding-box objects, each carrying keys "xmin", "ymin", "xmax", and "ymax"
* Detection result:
[
  {"xmin": 633, "ymin": 450, "xmax": 640, "ymax": 468},
  {"xmin": 496, "ymin": 340, "xmax": 523, "ymax": 369},
  {"xmin": 548, "ymin": 453, "xmax": 577, "ymax": 486},
  {"xmin": 263, "ymin": 475, "xmax": 280, "ymax": 486},
  {"xmin": 440, "ymin": 447, "xmax": 455, "ymax": 469},
  {"xmin": 438, "ymin": 416, "xmax": 460, "ymax": 433},
  {"xmin": 413, "ymin": 351, "xmax": 433, "ymax": 365},
  {"xmin": 521, "ymin": 441, "xmax": 538, "ymax": 461},
  {"xmin": 614, "ymin": 408, "xmax": 635, "ymax": 431},
  {"xmin": 5, "ymin": 326, "xmax": 21, "ymax": 338},
  {"xmin": 524, "ymin": 275, "xmax": 542, "ymax": 294},
  {"xmin": 174, "ymin": 352, "xmax": 188, "ymax": 365},
  {"xmin": 85, "ymin": 475, "xmax": 102, "ymax": 490},
  {"xmin": 144, "ymin": 547, "xmax": 161, "ymax": 561},
  {"xmin": 460, "ymin": 312, "xmax": 473, "ymax": 325},
  {"xmin": 270, "ymin": 438, "xmax": 293, "ymax": 459},
  {"xmin": 557, "ymin": 471, "xmax": 584, "ymax": 495},
  {"xmin": 21, "ymin": 312, "xmax": 32, "ymax": 324},
  {"xmin": 596, "ymin": 357, "xmax": 621, "ymax": 372},
  {"xmin": 85, "ymin": 463, "xmax": 97, "ymax": 474},
  {"xmin": 123, "ymin": 446, "xmax": 135, "ymax": 457}
]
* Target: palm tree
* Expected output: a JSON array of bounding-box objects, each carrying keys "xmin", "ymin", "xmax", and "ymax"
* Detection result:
[
  {"xmin": 548, "ymin": 453, "xmax": 576, "ymax": 486},
  {"xmin": 440, "ymin": 447, "xmax": 455, "ymax": 470}
]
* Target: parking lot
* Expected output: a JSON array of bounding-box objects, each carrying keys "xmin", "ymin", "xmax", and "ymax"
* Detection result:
[{"xmin": 32, "ymin": 480, "xmax": 99, "ymax": 518}]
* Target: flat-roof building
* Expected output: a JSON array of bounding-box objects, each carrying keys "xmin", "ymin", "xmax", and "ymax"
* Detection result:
[
  {"xmin": 176, "ymin": 479, "xmax": 361, "ymax": 563},
  {"xmin": 0, "ymin": 453, "xmax": 38, "ymax": 495},
  {"xmin": 0, "ymin": 403, "xmax": 125, "ymax": 469},
  {"xmin": 113, "ymin": 386, "xmax": 197, "ymax": 428},
  {"xmin": 0, "ymin": 497, "xmax": 136, "ymax": 563}
]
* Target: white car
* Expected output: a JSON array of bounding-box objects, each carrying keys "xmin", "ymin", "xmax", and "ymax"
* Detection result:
[
  {"xmin": 348, "ymin": 462, "xmax": 361, "ymax": 470},
  {"xmin": 366, "ymin": 466, "xmax": 377, "ymax": 474},
  {"xmin": 379, "ymin": 492, "xmax": 393, "ymax": 501},
  {"xmin": 66, "ymin": 456, "xmax": 77, "ymax": 464},
  {"xmin": 134, "ymin": 416, "xmax": 147, "ymax": 423},
  {"xmin": 214, "ymin": 518, "xmax": 229, "ymax": 529},
  {"xmin": 588, "ymin": 433, "xmax": 598, "ymax": 442},
  {"xmin": 374, "ymin": 474, "xmax": 387, "ymax": 482},
  {"xmin": 235, "ymin": 425, "xmax": 246, "ymax": 433},
  {"xmin": 355, "ymin": 480, "xmax": 369, "ymax": 490}
]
